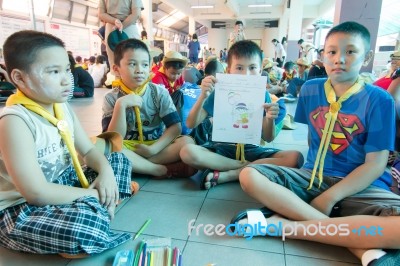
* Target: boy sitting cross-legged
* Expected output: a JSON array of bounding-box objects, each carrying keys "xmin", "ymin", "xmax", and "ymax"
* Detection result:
[
  {"xmin": 180, "ymin": 40, "xmax": 303, "ymax": 190},
  {"xmin": 234, "ymin": 21, "xmax": 400, "ymax": 266},
  {"xmin": 102, "ymin": 39, "xmax": 196, "ymax": 178}
]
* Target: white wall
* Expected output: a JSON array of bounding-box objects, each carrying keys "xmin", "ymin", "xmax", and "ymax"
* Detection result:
[
  {"xmin": 207, "ymin": 28, "xmax": 228, "ymax": 51},
  {"xmin": 207, "ymin": 27, "xmax": 276, "ymax": 58},
  {"xmin": 263, "ymin": 28, "xmax": 280, "ymax": 59}
]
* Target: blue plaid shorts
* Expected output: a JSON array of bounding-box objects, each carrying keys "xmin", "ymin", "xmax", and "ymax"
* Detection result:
[{"xmin": 0, "ymin": 152, "xmax": 133, "ymax": 255}]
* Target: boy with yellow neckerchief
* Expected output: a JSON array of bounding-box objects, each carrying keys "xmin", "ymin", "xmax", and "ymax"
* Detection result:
[
  {"xmin": 102, "ymin": 39, "xmax": 196, "ymax": 178},
  {"xmin": 233, "ymin": 22, "xmax": 400, "ymax": 265},
  {"xmin": 0, "ymin": 31, "xmax": 134, "ymax": 257}
]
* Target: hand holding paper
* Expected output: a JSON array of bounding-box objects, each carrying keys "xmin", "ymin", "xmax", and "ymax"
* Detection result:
[
  {"xmin": 263, "ymin": 102, "xmax": 279, "ymax": 119},
  {"xmin": 200, "ymin": 75, "xmax": 216, "ymax": 97}
]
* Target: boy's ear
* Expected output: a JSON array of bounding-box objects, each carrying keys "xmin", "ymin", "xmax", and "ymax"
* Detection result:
[
  {"xmin": 363, "ymin": 50, "xmax": 374, "ymax": 66},
  {"xmin": 10, "ymin": 69, "xmax": 28, "ymax": 90},
  {"xmin": 112, "ymin": 64, "xmax": 120, "ymax": 76}
]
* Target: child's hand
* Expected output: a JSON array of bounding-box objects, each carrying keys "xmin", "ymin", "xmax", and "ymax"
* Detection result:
[
  {"xmin": 121, "ymin": 94, "xmax": 143, "ymax": 108},
  {"xmin": 89, "ymin": 173, "xmax": 119, "ymax": 214},
  {"xmin": 200, "ymin": 75, "xmax": 217, "ymax": 98},
  {"xmin": 263, "ymin": 103, "xmax": 279, "ymax": 119},
  {"xmin": 134, "ymin": 144, "xmax": 155, "ymax": 158}
]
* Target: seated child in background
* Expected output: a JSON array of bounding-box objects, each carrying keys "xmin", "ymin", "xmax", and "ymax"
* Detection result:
[
  {"xmin": 307, "ymin": 48, "xmax": 327, "ymax": 80},
  {"xmin": 262, "ymin": 58, "xmax": 285, "ymax": 96},
  {"xmin": 280, "ymin": 61, "xmax": 297, "ymax": 85},
  {"xmin": 285, "ymin": 57, "xmax": 310, "ymax": 98},
  {"xmin": 151, "ymin": 55, "xmax": 160, "ymax": 73},
  {"xmin": 89, "ymin": 55, "xmax": 108, "ymax": 88},
  {"xmin": 235, "ymin": 21, "xmax": 400, "ymax": 266},
  {"xmin": 68, "ymin": 54, "xmax": 95, "ymax": 98},
  {"xmin": 0, "ymin": 30, "xmax": 134, "ymax": 257},
  {"xmin": 102, "ymin": 39, "xmax": 196, "ymax": 179},
  {"xmin": 152, "ymin": 51, "xmax": 187, "ymax": 108},
  {"xmin": 180, "ymin": 40, "xmax": 303, "ymax": 190}
]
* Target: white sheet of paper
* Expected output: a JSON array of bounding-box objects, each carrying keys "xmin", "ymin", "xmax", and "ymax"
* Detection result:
[{"xmin": 212, "ymin": 73, "xmax": 267, "ymax": 145}]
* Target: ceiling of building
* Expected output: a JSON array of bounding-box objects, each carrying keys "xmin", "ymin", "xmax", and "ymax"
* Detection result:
[{"xmin": 1, "ymin": 0, "xmax": 398, "ymax": 38}]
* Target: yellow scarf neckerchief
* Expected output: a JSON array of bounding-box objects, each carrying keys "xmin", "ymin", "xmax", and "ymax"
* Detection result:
[
  {"xmin": 236, "ymin": 143, "xmax": 245, "ymax": 162},
  {"xmin": 112, "ymin": 75, "xmax": 153, "ymax": 143},
  {"xmin": 308, "ymin": 77, "xmax": 364, "ymax": 189},
  {"xmin": 6, "ymin": 90, "xmax": 89, "ymax": 188},
  {"xmin": 285, "ymin": 71, "xmax": 295, "ymax": 80}
]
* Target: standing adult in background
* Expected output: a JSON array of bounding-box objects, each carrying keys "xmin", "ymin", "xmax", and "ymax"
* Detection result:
[
  {"xmin": 98, "ymin": 0, "xmax": 144, "ymax": 70},
  {"xmin": 96, "ymin": 22, "xmax": 109, "ymax": 68},
  {"xmin": 271, "ymin": 39, "xmax": 286, "ymax": 68},
  {"xmin": 187, "ymin": 33, "xmax": 201, "ymax": 64},
  {"xmin": 297, "ymin": 38, "xmax": 315, "ymax": 65},
  {"xmin": 229, "ymin": 21, "xmax": 246, "ymax": 47}
]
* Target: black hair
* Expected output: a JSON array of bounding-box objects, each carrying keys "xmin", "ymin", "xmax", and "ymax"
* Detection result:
[
  {"xmin": 68, "ymin": 53, "xmax": 76, "ymax": 71},
  {"xmin": 271, "ymin": 39, "xmax": 278, "ymax": 43},
  {"xmin": 324, "ymin": 21, "xmax": 371, "ymax": 51},
  {"xmin": 96, "ymin": 55, "xmax": 105, "ymax": 64},
  {"xmin": 3, "ymin": 30, "xmax": 64, "ymax": 76},
  {"xmin": 283, "ymin": 61, "xmax": 295, "ymax": 70},
  {"xmin": 297, "ymin": 39, "xmax": 304, "ymax": 45},
  {"xmin": 153, "ymin": 56, "xmax": 159, "ymax": 64},
  {"xmin": 89, "ymin": 56, "xmax": 96, "ymax": 64},
  {"xmin": 75, "ymin": 56, "xmax": 82, "ymax": 62},
  {"xmin": 235, "ymin": 21, "xmax": 243, "ymax": 26},
  {"xmin": 158, "ymin": 53, "xmax": 164, "ymax": 62},
  {"xmin": 113, "ymin": 38, "xmax": 150, "ymax": 66},
  {"xmin": 192, "ymin": 33, "xmax": 198, "ymax": 40},
  {"xmin": 164, "ymin": 61, "xmax": 185, "ymax": 70},
  {"xmin": 141, "ymin": 30, "xmax": 147, "ymax": 39},
  {"xmin": 205, "ymin": 58, "xmax": 224, "ymax": 76},
  {"xmin": 227, "ymin": 40, "xmax": 262, "ymax": 69}
]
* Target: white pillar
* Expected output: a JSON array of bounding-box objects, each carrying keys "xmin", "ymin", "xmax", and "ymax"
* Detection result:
[
  {"xmin": 278, "ymin": 6, "xmax": 289, "ymax": 42},
  {"xmin": 286, "ymin": 0, "xmax": 303, "ymax": 61},
  {"xmin": 188, "ymin": 16, "xmax": 195, "ymax": 36}
]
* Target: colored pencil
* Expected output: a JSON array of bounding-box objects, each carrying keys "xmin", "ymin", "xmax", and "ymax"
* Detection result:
[{"xmin": 134, "ymin": 219, "xmax": 152, "ymax": 240}]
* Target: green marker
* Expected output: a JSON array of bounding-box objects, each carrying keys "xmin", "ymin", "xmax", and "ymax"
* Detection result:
[{"xmin": 134, "ymin": 219, "xmax": 151, "ymax": 240}]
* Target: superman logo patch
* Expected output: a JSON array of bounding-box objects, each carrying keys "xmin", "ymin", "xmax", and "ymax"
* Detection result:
[{"xmin": 310, "ymin": 107, "xmax": 364, "ymax": 154}]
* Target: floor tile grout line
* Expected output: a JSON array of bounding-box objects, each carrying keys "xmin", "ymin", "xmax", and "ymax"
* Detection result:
[{"xmin": 183, "ymin": 239, "xmax": 286, "ymax": 255}]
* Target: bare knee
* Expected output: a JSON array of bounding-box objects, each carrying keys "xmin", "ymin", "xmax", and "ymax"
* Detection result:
[
  {"xmin": 239, "ymin": 167, "xmax": 262, "ymax": 194},
  {"xmin": 291, "ymin": 151, "xmax": 304, "ymax": 168},
  {"xmin": 177, "ymin": 136, "xmax": 196, "ymax": 145},
  {"xmin": 278, "ymin": 150, "xmax": 304, "ymax": 168},
  {"xmin": 180, "ymin": 144, "xmax": 200, "ymax": 164}
]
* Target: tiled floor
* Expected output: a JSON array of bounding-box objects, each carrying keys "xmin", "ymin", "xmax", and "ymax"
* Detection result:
[{"xmin": 0, "ymin": 88, "xmax": 360, "ymax": 266}]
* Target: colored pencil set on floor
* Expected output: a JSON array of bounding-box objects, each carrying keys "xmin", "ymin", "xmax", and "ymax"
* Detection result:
[
  {"xmin": 133, "ymin": 242, "xmax": 182, "ymax": 266},
  {"xmin": 112, "ymin": 238, "xmax": 182, "ymax": 266},
  {"xmin": 112, "ymin": 237, "xmax": 181, "ymax": 266}
]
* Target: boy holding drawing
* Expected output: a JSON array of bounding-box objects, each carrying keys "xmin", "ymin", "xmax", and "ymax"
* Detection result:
[
  {"xmin": 0, "ymin": 30, "xmax": 134, "ymax": 257},
  {"xmin": 180, "ymin": 40, "xmax": 303, "ymax": 190}
]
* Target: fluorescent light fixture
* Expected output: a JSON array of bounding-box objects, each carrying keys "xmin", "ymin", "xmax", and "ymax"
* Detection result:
[
  {"xmin": 248, "ymin": 4, "xmax": 272, "ymax": 7},
  {"xmin": 250, "ymin": 11, "xmax": 271, "ymax": 14},
  {"xmin": 191, "ymin": 5, "xmax": 214, "ymax": 8}
]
